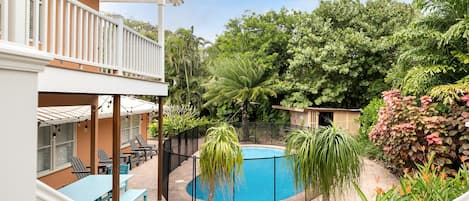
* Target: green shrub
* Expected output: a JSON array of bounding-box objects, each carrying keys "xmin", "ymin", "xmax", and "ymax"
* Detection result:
[
  {"xmin": 357, "ymin": 98, "xmax": 385, "ymax": 159},
  {"xmin": 359, "ymin": 98, "xmax": 384, "ymax": 137},
  {"xmin": 148, "ymin": 105, "xmax": 212, "ymax": 138}
]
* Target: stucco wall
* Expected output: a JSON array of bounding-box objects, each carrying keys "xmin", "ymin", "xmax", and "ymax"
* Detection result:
[
  {"xmin": 38, "ymin": 113, "xmax": 150, "ymax": 189},
  {"xmin": 79, "ymin": 0, "xmax": 100, "ymax": 10}
]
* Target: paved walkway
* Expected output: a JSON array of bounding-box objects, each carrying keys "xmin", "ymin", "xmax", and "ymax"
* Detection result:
[
  {"xmin": 127, "ymin": 143, "xmax": 159, "ymax": 201},
  {"xmin": 128, "ymin": 143, "xmax": 397, "ymax": 201}
]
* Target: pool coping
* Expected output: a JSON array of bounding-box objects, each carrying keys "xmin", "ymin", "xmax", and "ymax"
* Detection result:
[{"xmin": 168, "ymin": 144, "xmax": 306, "ymax": 201}]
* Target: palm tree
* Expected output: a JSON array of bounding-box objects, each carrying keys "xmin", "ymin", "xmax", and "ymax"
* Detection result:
[
  {"xmin": 203, "ymin": 55, "xmax": 276, "ymax": 138},
  {"xmin": 199, "ymin": 123, "xmax": 243, "ymax": 201},
  {"xmin": 285, "ymin": 126, "xmax": 362, "ymax": 201}
]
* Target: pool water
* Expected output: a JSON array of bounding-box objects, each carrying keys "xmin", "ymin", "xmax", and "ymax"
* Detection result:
[{"xmin": 186, "ymin": 147, "xmax": 301, "ymax": 201}]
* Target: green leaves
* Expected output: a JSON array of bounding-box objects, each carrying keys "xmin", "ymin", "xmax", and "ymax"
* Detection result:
[
  {"xmin": 199, "ymin": 123, "xmax": 243, "ymax": 201},
  {"xmin": 283, "ymin": 0, "xmax": 415, "ymax": 108},
  {"xmin": 203, "ymin": 55, "xmax": 276, "ymax": 116},
  {"xmin": 285, "ymin": 126, "xmax": 362, "ymax": 200}
]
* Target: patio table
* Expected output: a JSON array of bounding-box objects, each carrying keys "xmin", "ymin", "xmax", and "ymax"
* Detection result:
[{"xmin": 58, "ymin": 174, "xmax": 133, "ymax": 201}]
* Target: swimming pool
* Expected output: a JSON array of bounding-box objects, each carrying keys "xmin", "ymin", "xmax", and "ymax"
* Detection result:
[{"xmin": 186, "ymin": 146, "xmax": 301, "ymax": 201}]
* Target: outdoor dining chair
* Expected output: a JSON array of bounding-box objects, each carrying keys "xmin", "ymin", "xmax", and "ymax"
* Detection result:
[{"xmin": 71, "ymin": 157, "xmax": 91, "ymax": 180}]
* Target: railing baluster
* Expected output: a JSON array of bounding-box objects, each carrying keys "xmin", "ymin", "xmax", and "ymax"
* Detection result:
[
  {"xmin": 64, "ymin": 1, "xmax": 70, "ymax": 57},
  {"xmin": 57, "ymin": 0, "xmax": 63, "ymax": 55},
  {"xmin": 94, "ymin": 16, "xmax": 99, "ymax": 63},
  {"xmin": 103, "ymin": 20, "xmax": 108, "ymax": 65},
  {"xmin": 70, "ymin": 4, "xmax": 76, "ymax": 58},
  {"xmin": 40, "ymin": 0, "xmax": 48, "ymax": 51},
  {"xmin": 77, "ymin": 7, "xmax": 83, "ymax": 60},
  {"xmin": 49, "ymin": 0, "xmax": 56, "ymax": 53},
  {"xmin": 33, "ymin": 0, "xmax": 40, "ymax": 48},
  {"xmin": 88, "ymin": 12, "xmax": 94, "ymax": 61},
  {"xmin": 25, "ymin": 0, "xmax": 31, "ymax": 43},
  {"xmin": 83, "ymin": 11, "xmax": 88, "ymax": 61}
]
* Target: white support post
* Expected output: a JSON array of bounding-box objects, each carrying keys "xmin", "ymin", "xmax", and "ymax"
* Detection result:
[
  {"xmin": 158, "ymin": 1, "xmax": 165, "ymax": 81},
  {"xmin": 112, "ymin": 15, "xmax": 124, "ymax": 75}
]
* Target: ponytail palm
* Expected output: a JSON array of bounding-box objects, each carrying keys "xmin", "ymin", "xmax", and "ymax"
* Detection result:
[
  {"xmin": 199, "ymin": 123, "xmax": 243, "ymax": 201},
  {"xmin": 285, "ymin": 126, "xmax": 362, "ymax": 201}
]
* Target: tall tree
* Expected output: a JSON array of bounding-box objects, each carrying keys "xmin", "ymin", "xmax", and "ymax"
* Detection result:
[
  {"xmin": 165, "ymin": 27, "xmax": 210, "ymax": 110},
  {"xmin": 387, "ymin": 0, "xmax": 469, "ymax": 102},
  {"xmin": 203, "ymin": 55, "xmax": 276, "ymax": 137},
  {"xmin": 280, "ymin": 0, "xmax": 415, "ymax": 108},
  {"xmin": 207, "ymin": 9, "xmax": 302, "ymax": 121}
]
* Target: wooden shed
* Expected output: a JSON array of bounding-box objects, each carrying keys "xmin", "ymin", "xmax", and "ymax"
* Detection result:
[{"xmin": 272, "ymin": 105, "xmax": 361, "ymax": 135}]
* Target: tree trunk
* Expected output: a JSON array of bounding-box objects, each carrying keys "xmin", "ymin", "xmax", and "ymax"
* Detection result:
[
  {"xmin": 208, "ymin": 180, "xmax": 215, "ymax": 201},
  {"xmin": 242, "ymin": 101, "xmax": 249, "ymax": 141}
]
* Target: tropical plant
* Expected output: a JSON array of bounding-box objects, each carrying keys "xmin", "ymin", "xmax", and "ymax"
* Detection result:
[
  {"xmin": 203, "ymin": 55, "xmax": 276, "ymax": 138},
  {"xmin": 285, "ymin": 126, "xmax": 362, "ymax": 201},
  {"xmin": 370, "ymin": 89, "xmax": 469, "ymax": 174},
  {"xmin": 199, "ymin": 123, "xmax": 243, "ymax": 201},
  {"xmin": 148, "ymin": 105, "xmax": 212, "ymax": 137},
  {"xmin": 387, "ymin": 0, "xmax": 469, "ymax": 100},
  {"xmin": 354, "ymin": 154, "xmax": 469, "ymax": 201}
]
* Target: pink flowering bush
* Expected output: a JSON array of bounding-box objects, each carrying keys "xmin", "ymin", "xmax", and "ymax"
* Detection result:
[{"xmin": 369, "ymin": 90, "xmax": 469, "ymax": 174}]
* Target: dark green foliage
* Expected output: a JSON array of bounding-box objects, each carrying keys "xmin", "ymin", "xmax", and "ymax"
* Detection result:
[
  {"xmin": 281, "ymin": 0, "xmax": 415, "ymax": 108},
  {"xmin": 387, "ymin": 0, "xmax": 469, "ymax": 99}
]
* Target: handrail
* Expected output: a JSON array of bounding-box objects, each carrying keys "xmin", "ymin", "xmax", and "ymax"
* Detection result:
[{"xmin": 36, "ymin": 180, "xmax": 73, "ymax": 201}]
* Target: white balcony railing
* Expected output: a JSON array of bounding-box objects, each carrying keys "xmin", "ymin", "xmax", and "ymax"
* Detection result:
[{"xmin": 0, "ymin": 0, "xmax": 163, "ymax": 80}]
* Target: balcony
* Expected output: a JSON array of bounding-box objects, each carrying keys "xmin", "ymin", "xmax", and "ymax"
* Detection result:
[{"xmin": 0, "ymin": 0, "xmax": 163, "ymax": 81}]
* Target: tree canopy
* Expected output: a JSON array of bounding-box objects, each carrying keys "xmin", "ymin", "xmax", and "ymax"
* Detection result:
[{"xmin": 279, "ymin": 0, "xmax": 415, "ymax": 108}]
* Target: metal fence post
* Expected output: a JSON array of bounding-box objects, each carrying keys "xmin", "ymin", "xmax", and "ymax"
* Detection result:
[
  {"xmin": 274, "ymin": 156, "xmax": 276, "ymax": 201},
  {"xmin": 233, "ymin": 170, "xmax": 235, "ymax": 201},
  {"xmin": 192, "ymin": 155, "xmax": 196, "ymax": 201}
]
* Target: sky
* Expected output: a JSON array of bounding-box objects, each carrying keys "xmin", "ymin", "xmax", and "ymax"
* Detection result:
[{"xmin": 101, "ymin": 0, "xmax": 413, "ymax": 43}]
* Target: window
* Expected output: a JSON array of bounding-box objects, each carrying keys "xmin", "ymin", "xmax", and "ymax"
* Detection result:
[
  {"xmin": 121, "ymin": 115, "xmax": 141, "ymax": 145},
  {"xmin": 318, "ymin": 112, "xmax": 334, "ymax": 127},
  {"xmin": 37, "ymin": 123, "xmax": 75, "ymax": 175}
]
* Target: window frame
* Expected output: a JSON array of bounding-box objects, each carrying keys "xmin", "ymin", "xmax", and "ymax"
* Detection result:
[
  {"xmin": 37, "ymin": 123, "xmax": 77, "ymax": 177},
  {"xmin": 120, "ymin": 115, "xmax": 141, "ymax": 147}
]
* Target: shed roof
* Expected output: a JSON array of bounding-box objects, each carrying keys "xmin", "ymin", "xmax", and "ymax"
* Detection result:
[
  {"xmin": 38, "ymin": 96, "xmax": 158, "ymax": 126},
  {"xmin": 272, "ymin": 105, "xmax": 361, "ymax": 112}
]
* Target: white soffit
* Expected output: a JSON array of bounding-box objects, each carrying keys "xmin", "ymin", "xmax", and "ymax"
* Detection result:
[
  {"xmin": 38, "ymin": 67, "xmax": 168, "ymax": 96},
  {"xmin": 37, "ymin": 96, "xmax": 159, "ymax": 126}
]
